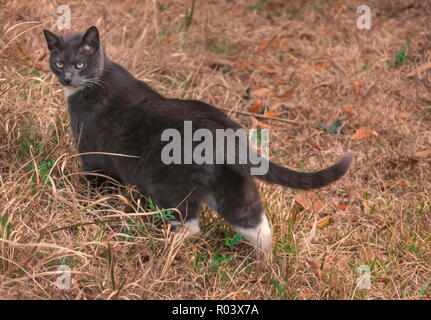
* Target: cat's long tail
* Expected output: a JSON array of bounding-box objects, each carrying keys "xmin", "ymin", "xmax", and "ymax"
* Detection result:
[{"xmin": 254, "ymin": 153, "xmax": 353, "ymax": 190}]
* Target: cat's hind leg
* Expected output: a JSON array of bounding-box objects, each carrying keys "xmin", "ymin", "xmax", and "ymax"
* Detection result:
[
  {"xmin": 233, "ymin": 212, "xmax": 272, "ymax": 258},
  {"xmin": 166, "ymin": 201, "xmax": 201, "ymax": 235},
  {"xmin": 211, "ymin": 169, "xmax": 273, "ymax": 258}
]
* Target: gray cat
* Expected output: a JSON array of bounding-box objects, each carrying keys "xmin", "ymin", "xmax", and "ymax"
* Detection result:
[{"xmin": 43, "ymin": 26, "xmax": 352, "ymax": 258}]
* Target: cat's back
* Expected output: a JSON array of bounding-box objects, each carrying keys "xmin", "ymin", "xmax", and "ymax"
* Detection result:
[
  {"xmin": 148, "ymin": 98, "xmax": 242, "ymax": 132},
  {"xmin": 93, "ymin": 61, "xmax": 241, "ymax": 135}
]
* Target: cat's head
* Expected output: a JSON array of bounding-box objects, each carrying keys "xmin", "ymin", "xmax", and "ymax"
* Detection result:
[{"xmin": 43, "ymin": 26, "xmax": 104, "ymax": 89}]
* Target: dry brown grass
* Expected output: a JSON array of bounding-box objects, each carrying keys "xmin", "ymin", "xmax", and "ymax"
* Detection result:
[{"xmin": 0, "ymin": 0, "xmax": 430, "ymax": 300}]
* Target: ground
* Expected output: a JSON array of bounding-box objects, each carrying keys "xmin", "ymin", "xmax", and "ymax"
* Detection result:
[{"xmin": 0, "ymin": 0, "xmax": 430, "ymax": 300}]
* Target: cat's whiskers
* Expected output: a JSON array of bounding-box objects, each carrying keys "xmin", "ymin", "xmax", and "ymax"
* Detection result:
[{"xmin": 83, "ymin": 77, "xmax": 107, "ymax": 91}]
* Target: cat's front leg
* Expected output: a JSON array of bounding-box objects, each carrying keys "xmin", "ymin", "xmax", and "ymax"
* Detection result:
[{"xmin": 80, "ymin": 154, "xmax": 108, "ymax": 188}]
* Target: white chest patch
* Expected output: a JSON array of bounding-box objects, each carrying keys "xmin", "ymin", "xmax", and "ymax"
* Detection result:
[{"xmin": 63, "ymin": 86, "xmax": 83, "ymax": 98}]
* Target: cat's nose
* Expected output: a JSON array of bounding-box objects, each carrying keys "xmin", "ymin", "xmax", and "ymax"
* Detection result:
[{"xmin": 64, "ymin": 71, "xmax": 72, "ymax": 85}]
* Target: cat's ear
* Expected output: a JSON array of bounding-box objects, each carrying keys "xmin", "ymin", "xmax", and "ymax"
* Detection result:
[
  {"xmin": 79, "ymin": 26, "xmax": 99, "ymax": 55},
  {"xmin": 43, "ymin": 29, "xmax": 62, "ymax": 51}
]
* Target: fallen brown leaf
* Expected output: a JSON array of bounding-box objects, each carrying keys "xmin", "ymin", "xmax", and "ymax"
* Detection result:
[
  {"xmin": 274, "ymin": 88, "xmax": 294, "ymax": 102},
  {"xmin": 256, "ymin": 42, "xmax": 269, "ymax": 53},
  {"xmin": 334, "ymin": 0, "xmax": 341, "ymax": 12},
  {"xmin": 351, "ymin": 128, "xmax": 373, "ymax": 140},
  {"xmin": 252, "ymin": 84, "xmax": 264, "ymax": 89},
  {"xmin": 337, "ymin": 204, "xmax": 347, "ymax": 210},
  {"xmin": 162, "ymin": 36, "xmax": 173, "ymax": 43},
  {"xmin": 394, "ymin": 179, "xmax": 408, "ymax": 187},
  {"xmin": 398, "ymin": 112, "xmax": 411, "ymax": 119},
  {"xmin": 264, "ymin": 110, "xmax": 279, "ymax": 117},
  {"xmin": 309, "ymin": 62, "xmax": 328, "ymax": 71},
  {"xmin": 225, "ymin": 55, "xmax": 237, "ymax": 61},
  {"xmin": 311, "ymin": 129, "xmax": 321, "ymax": 137},
  {"xmin": 414, "ymin": 150, "xmax": 431, "ymax": 158},
  {"xmin": 227, "ymin": 7, "xmax": 244, "ymax": 16},
  {"xmin": 371, "ymin": 119, "xmax": 382, "ymax": 125},
  {"xmin": 273, "ymin": 38, "xmax": 288, "ymax": 47},
  {"xmin": 353, "ymin": 80, "xmax": 363, "ymax": 91},
  {"xmin": 316, "ymin": 215, "xmax": 330, "ymax": 228},
  {"xmin": 300, "ymin": 33, "xmax": 314, "ymax": 41},
  {"xmin": 248, "ymin": 100, "xmax": 262, "ymax": 112},
  {"xmin": 237, "ymin": 61, "xmax": 252, "ymax": 68}
]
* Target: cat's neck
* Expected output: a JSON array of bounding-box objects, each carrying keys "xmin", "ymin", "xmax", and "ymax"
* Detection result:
[
  {"xmin": 65, "ymin": 56, "xmax": 162, "ymax": 104},
  {"xmin": 99, "ymin": 58, "xmax": 163, "ymax": 99}
]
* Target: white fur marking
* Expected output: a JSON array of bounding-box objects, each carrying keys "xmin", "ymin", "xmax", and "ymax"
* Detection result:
[
  {"xmin": 169, "ymin": 220, "xmax": 181, "ymax": 226},
  {"xmin": 63, "ymin": 85, "xmax": 83, "ymax": 98},
  {"xmin": 168, "ymin": 218, "xmax": 201, "ymax": 234},
  {"xmin": 235, "ymin": 213, "xmax": 272, "ymax": 258},
  {"xmin": 184, "ymin": 219, "xmax": 201, "ymax": 234}
]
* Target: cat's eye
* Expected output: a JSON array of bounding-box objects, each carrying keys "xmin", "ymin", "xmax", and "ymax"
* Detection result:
[
  {"xmin": 75, "ymin": 62, "xmax": 85, "ymax": 69},
  {"xmin": 55, "ymin": 61, "xmax": 64, "ymax": 69}
]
